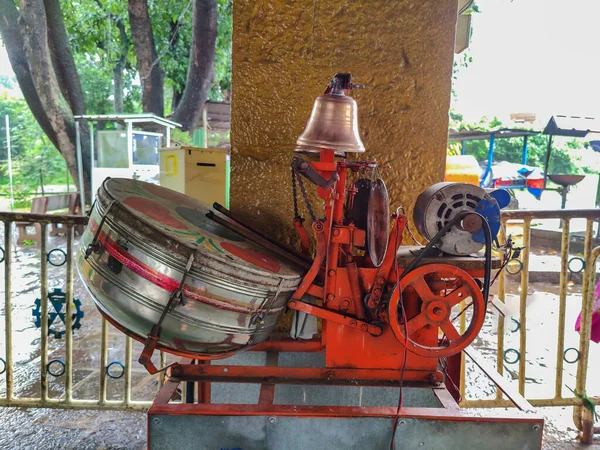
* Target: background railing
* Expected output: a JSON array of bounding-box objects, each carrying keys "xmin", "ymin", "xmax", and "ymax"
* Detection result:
[
  {"xmin": 1, "ymin": 210, "xmax": 599, "ymax": 425},
  {"xmin": 0, "ymin": 212, "xmax": 166, "ymax": 410},
  {"xmin": 460, "ymin": 209, "xmax": 600, "ymax": 431}
]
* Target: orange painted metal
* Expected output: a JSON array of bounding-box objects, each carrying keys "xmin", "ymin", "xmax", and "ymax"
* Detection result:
[
  {"xmin": 169, "ymin": 363, "xmax": 441, "ymax": 385},
  {"xmin": 152, "ymin": 147, "xmax": 490, "ymax": 402},
  {"xmin": 293, "ymin": 218, "xmax": 310, "ymax": 256},
  {"xmin": 388, "ymin": 264, "xmax": 486, "ymax": 358},
  {"xmin": 149, "ymin": 378, "xmax": 544, "ymax": 433},
  {"xmin": 288, "ymin": 300, "xmax": 382, "ymax": 336}
]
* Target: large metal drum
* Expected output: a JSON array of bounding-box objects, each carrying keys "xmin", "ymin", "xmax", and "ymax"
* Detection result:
[{"xmin": 77, "ymin": 178, "xmax": 304, "ymax": 358}]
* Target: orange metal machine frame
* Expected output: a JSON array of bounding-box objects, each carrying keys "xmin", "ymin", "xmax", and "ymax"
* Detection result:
[{"xmin": 148, "ymin": 144, "xmax": 544, "ymax": 449}]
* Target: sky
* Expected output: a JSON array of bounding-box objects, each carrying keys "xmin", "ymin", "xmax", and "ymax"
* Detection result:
[
  {"xmin": 452, "ymin": 0, "xmax": 600, "ymax": 125},
  {"xmin": 2, "ymin": 0, "xmax": 600, "ymax": 125}
]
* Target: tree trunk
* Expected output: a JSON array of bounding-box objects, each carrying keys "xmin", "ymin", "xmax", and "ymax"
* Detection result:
[
  {"xmin": 0, "ymin": 0, "xmax": 58, "ymax": 149},
  {"xmin": 172, "ymin": 87, "xmax": 183, "ymax": 112},
  {"xmin": 18, "ymin": 0, "xmax": 91, "ymax": 202},
  {"xmin": 171, "ymin": 0, "xmax": 217, "ymax": 132},
  {"xmin": 128, "ymin": 0, "xmax": 164, "ymax": 116},
  {"xmin": 44, "ymin": 0, "xmax": 86, "ymax": 116},
  {"xmin": 113, "ymin": 19, "xmax": 129, "ymax": 114}
]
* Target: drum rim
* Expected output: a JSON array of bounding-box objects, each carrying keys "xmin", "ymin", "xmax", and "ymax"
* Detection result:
[{"xmin": 97, "ymin": 178, "xmax": 305, "ymax": 281}]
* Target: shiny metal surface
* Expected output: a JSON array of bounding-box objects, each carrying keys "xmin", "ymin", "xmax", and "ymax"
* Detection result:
[
  {"xmin": 367, "ymin": 178, "xmax": 390, "ymax": 266},
  {"xmin": 414, "ymin": 182, "xmax": 490, "ymax": 256},
  {"xmin": 295, "ymin": 93, "xmax": 365, "ymax": 153},
  {"xmin": 77, "ymin": 179, "xmax": 304, "ymax": 358}
]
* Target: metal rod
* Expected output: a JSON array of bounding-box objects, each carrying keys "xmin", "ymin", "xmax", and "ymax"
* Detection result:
[
  {"xmin": 5, "ymin": 115, "xmax": 14, "ymax": 211},
  {"xmin": 574, "ymin": 220, "xmax": 598, "ymax": 429},
  {"xmin": 464, "ymin": 396, "xmax": 597, "ymax": 408},
  {"xmin": 459, "ymin": 299, "xmax": 466, "ymax": 398},
  {"xmin": 4, "ymin": 221, "xmax": 13, "ymax": 400},
  {"xmin": 0, "ymin": 212, "xmax": 87, "ymax": 225},
  {"xmin": 0, "ymin": 398, "xmax": 150, "ymax": 410},
  {"xmin": 554, "ymin": 218, "xmax": 570, "ymax": 398},
  {"xmin": 99, "ymin": 317, "xmax": 108, "ymax": 405},
  {"xmin": 75, "ymin": 121, "xmax": 86, "ymax": 212},
  {"xmin": 40, "ymin": 224, "xmax": 49, "ymax": 401},
  {"xmin": 124, "ymin": 336, "xmax": 132, "ymax": 405},
  {"xmin": 502, "ymin": 208, "xmax": 600, "ymax": 220},
  {"xmin": 65, "ymin": 226, "xmax": 74, "ymax": 402},
  {"xmin": 89, "ymin": 121, "xmax": 95, "ymax": 202},
  {"xmin": 496, "ymin": 222, "xmax": 506, "ymax": 401},
  {"xmin": 521, "ymin": 135, "xmax": 529, "ymax": 165},
  {"xmin": 518, "ymin": 219, "xmax": 531, "ymax": 396},
  {"xmin": 207, "ymin": 211, "xmax": 311, "ymax": 270},
  {"xmin": 158, "ymin": 351, "xmax": 167, "ymax": 389},
  {"xmin": 212, "ymin": 203, "xmax": 312, "ymax": 265},
  {"xmin": 543, "ymin": 134, "xmax": 554, "ymax": 189}
]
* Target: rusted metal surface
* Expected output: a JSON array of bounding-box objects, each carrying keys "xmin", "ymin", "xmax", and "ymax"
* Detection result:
[
  {"xmin": 501, "ymin": 209, "xmax": 600, "ymax": 220},
  {"xmin": 0, "ymin": 212, "xmax": 86, "ymax": 225},
  {"xmin": 169, "ymin": 363, "xmax": 441, "ymax": 386}
]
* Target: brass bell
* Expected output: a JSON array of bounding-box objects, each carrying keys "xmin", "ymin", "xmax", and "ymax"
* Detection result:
[{"xmin": 295, "ymin": 74, "xmax": 366, "ymax": 154}]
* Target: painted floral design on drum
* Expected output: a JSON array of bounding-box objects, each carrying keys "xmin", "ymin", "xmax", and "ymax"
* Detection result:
[
  {"xmin": 122, "ymin": 196, "xmax": 188, "ymax": 230},
  {"xmin": 220, "ymin": 242, "xmax": 281, "ymax": 273},
  {"xmin": 143, "ymin": 182, "xmax": 201, "ymax": 208}
]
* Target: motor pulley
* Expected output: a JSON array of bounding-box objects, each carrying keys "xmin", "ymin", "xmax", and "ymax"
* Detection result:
[{"xmin": 413, "ymin": 182, "xmax": 507, "ymax": 256}]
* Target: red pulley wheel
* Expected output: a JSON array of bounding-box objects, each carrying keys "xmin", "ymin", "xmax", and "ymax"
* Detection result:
[{"xmin": 388, "ymin": 264, "xmax": 486, "ymax": 358}]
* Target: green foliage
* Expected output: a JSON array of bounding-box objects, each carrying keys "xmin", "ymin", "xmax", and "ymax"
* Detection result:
[
  {"xmin": 75, "ymin": 54, "xmax": 141, "ymax": 114},
  {"xmin": 170, "ymin": 128, "xmax": 193, "ymax": 146},
  {"xmin": 60, "ymin": 0, "xmax": 232, "ymax": 114},
  {"xmin": 449, "ymin": 116, "xmax": 587, "ymax": 174},
  {"xmin": 155, "ymin": 0, "xmax": 233, "ymax": 104},
  {"xmin": 212, "ymin": 0, "xmax": 232, "ymax": 100},
  {"xmin": 0, "ymin": 76, "xmax": 15, "ymax": 89},
  {"xmin": 0, "ymin": 97, "xmax": 73, "ymax": 197},
  {"xmin": 151, "ymin": 0, "xmax": 194, "ymax": 98}
]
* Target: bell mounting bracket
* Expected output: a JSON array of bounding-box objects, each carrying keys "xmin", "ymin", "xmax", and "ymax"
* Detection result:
[
  {"xmin": 292, "ymin": 155, "xmax": 339, "ymax": 190},
  {"xmin": 324, "ymin": 73, "xmax": 364, "ymax": 95}
]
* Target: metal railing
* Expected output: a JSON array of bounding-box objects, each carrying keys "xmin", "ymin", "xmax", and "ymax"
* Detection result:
[
  {"xmin": 0, "ymin": 212, "xmax": 166, "ymax": 410},
  {"xmin": 460, "ymin": 209, "xmax": 600, "ymax": 427},
  {"xmin": 1, "ymin": 209, "xmax": 599, "ymax": 421}
]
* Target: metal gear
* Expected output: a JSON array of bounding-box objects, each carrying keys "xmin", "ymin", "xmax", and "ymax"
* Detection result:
[{"xmin": 32, "ymin": 288, "xmax": 84, "ymax": 338}]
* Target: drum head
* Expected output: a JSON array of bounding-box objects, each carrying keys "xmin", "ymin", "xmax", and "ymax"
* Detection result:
[
  {"xmin": 101, "ymin": 178, "xmax": 303, "ymax": 279},
  {"xmin": 367, "ymin": 178, "xmax": 390, "ymax": 267}
]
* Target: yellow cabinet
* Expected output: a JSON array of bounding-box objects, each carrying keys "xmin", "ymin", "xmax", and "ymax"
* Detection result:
[{"xmin": 159, "ymin": 146, "xmax": 230, "ymax": 208}]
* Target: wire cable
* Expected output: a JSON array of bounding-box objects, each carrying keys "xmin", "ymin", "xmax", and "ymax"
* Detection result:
[
  {"xmin": 390, "ymin": 213, "xmax": 409, "ymax": 450},
  {"xmin": 389, "ymin": 210, "xmax": 494, "ymax": 449}
]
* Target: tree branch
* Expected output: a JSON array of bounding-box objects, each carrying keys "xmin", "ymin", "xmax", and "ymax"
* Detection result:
[
  {"xmin": 171, "ymin": 0, "xmax": 217, "ymax": 132},
  {"xmin": 0, "ymin": 0, "xmax": 58, "ymax": 149},
  {"xmin": 19, "ymin": 0, "xmax": 90, "ymax": 199},
  {"xmin": 43, "ymin": 0, "xmax": 86, "ymax": 116},
  {"xmin": 128, "ymin": 0, "xmax": 164, "ymax": 116}
]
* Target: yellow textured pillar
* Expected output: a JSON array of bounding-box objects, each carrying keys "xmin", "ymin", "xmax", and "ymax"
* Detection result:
[{"xmin": 231, "ymin": 0, "xmax": 458, "ymax": 246}]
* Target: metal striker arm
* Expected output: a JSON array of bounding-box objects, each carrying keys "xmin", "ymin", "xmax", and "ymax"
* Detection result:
[
  {"xmin": 139, "ymin": 253, "xmax": 196, "ymax": 374},
  {"xmin": 291, "ymin": 155, "xmax": 339, "ymax": 191}
]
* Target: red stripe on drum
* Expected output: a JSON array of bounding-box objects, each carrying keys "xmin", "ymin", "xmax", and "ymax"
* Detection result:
[{"xmin": 96, "ymin": 231, "xmax": 283, "ymax": 315}]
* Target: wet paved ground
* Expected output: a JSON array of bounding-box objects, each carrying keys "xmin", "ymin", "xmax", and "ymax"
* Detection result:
[{"xmin": 1, "ymin": 227, "xmax": 599, "ymax": 448}]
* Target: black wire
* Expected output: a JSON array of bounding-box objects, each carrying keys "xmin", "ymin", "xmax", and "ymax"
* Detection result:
[
  {"xmin": 390, "ymin": 214, "xmax": 409, "ymax": 450},
  {"xmin": 398, "ymin": 211, "xmax": 492, "ymax": 307},
  {"xmin": 388, "ymin": 210, "xmax": 494, "ymax": 449}
]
